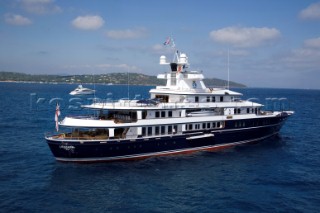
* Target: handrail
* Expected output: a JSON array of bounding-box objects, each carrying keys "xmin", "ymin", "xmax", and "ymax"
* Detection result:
[{"xmin": 51, "ymin": 134, "xmax": 109, "ymax": 140}]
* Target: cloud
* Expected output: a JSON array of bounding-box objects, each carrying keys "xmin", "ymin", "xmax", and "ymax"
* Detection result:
[
  {"xmin": 299, "ymin": 2, "xmax": 320, "ymax": 20},
  {"xmin": 280, "ymin": 37, "xmax": 320, "ymax": 71},
  {"xmin": 304, "ymin": 37, "xmax": 320, "ymax": 48},
  {"xmin": 105, "ymin": 27, "xmax": 148, "ymax": 39},
  {"xmin": 95, "ymin": 64, "xmax": 139, "ymax": 71},
  {"xmin": 282, "ymin": 48, "xmax": 320, "ymax": 70},
  {"xmin": 4, "ymin": 13, "xmax": 32, "ymax": 25},
  {"xmin": 151, "ymin": 43, "xmax": 175, "ymax": 55},
  {"xmin": 209, "ymin": 26, "xmax": 281, "ymax": 48},
  {"xmin": 71, "ymin": 15, "xmax": 105, "ymax": 30},
  {"xmin": 64, "ymin": 63, "xmax": 140, "ymax": 73},
  {"xmin": 20, "ymin": 0, "xmax": 62, "ymax": 15}
]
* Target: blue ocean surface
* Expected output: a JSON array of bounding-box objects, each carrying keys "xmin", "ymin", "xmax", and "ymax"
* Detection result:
[{"xmin": 0, "ymin": 82, "xmax": 319, "ymax": 213}]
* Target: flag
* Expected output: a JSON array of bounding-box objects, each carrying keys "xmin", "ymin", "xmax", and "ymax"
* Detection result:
[
  {"xmin": 163, "ymin": 37, "xmax": 170, "ymax": 45},
  {"xmin": 163, "ymin": 37, "xmax": 175, "ymax": 48},
  {"xmin": 55, "ymin": 103, "xmax": 60, "ymax": 132}
]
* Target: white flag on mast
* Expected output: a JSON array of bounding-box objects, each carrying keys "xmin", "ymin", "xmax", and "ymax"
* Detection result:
[{"xmin": 55, "ymin": 103, "xmax": 60, "ymax": 132}]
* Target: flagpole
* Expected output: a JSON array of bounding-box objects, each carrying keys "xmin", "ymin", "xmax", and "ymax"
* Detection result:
[
  {"xmin": 227, "ymin": 47, "xmax": 230, "ymax": 90},
  {"xmin": 55, "ymin": 102, "xmax": 60, "ymax": 132},
  {"xmin": 127, "ymin": 67, "xmax": 130, "ymax": 101}
]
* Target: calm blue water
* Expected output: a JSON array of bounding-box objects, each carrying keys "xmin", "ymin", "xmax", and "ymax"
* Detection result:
[{"xmin": 0, "ymin": 82, "xmax": 319, "ymax": 213}]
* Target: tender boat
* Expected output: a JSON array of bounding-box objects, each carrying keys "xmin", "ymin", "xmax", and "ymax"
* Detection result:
[
  {"xmin": 45, "ymin": 48, "xmax": 294, "ymax": 162},
  {"xmin": 69, "ymin": 84, "xmax": 95, "ymax": 95}
]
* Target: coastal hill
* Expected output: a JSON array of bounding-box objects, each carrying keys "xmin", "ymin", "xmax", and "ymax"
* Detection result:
[{"xmin": 0, "ymin": 71, "xmax": 246, "ymax": 88}]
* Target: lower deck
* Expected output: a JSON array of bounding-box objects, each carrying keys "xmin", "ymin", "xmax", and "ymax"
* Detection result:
[
  {"xmin": 47, "ymin": 122, "xmax": 283, "ymax": 162},
  {"xmin": 46, "ymin": 113, "xmax": 292, "ymax": 162},
  {"xmin": 51, "ymin": 113, "xmax": 290, "ymax": 142}
]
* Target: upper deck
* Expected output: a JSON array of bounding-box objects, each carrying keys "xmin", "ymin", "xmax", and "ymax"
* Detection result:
[{"xmin": 83, "ymin": 98, "xmax": 262, "ymax": 110}]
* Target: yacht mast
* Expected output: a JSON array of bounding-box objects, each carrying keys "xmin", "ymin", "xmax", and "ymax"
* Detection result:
[{"xmin": 227, "ymin": 48, "xmax": 230, "ymax": 90}]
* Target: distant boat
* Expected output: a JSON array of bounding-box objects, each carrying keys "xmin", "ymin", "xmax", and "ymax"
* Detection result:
[{"xmin": 69, "ymin": 85, "xmax": 95, "ymax": 95}]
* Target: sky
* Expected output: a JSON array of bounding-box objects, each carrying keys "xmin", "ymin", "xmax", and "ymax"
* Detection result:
[{"xmin": 1, "ymin": 0, "xmax": 320, "ymax": 89}]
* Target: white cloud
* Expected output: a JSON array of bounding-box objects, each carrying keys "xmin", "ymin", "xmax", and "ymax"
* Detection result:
[
  {"xmin": 151, "ymin": 43, "xmax": 175, "ymax": 55},
  {"xmin": 299, "ymin": 2, "xmax": 320, "ymax": 20},
  {"xmin": 304, "ymin": 37, "xmax": 320, "ymax": 48},
  {"xmin": 209, "ymin": 26, "xmax": 281, "ymax": 48},
  {"xmin": 20, "ymin": 0, "xmax": 62, "ymax": 15},
  {"xmin": 4, "ymin": 13, "xmax": 32, "ymax": 26},
  {"xmin": 105, "ymin": 27, "xmax": 148, "ymax": 39},
  {"xmin": 71, "ymin": 15, "xmax": 105, "ymax": 30},
  {"xmin": 280, "ymin": 38, "xmax": 320, "ymax": 72},
  {"xmin": 282, "ymin": 48, "xmax": 320, "ymax": 70},
  {"xmin": 95, "ymin": 64, "xmax": 139, "ymax": 71},
  {"xmin": 152, "ymin": 44, "xmax": 165, "ymax": 52},
  {"xmin": 282, "ymin": 37, "xmax": 320, "ymax": 68},
  {"xmin": 64, "ymin": 63, "xmax": 140, "ymax": 72}
]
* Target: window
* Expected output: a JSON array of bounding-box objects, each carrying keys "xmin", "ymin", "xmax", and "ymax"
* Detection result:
[
  {"xmin": 189, "ymin": 124, "xmax": 193, "ymax": 130},
  {"xmin": 212, "ymin": 122, "xmax": 216, "ymax": 128},
  {"xmin": 220, "ymin": 96, "xmax": 224, "ymax": 102},
  {"xmin": 195, "ymin": 96, "xmax": 199, "ymax": 102},
  {"xmin": 207, "ymin": 96, "xmax": 210, "ymax": 102},
  {"xmin": 202, "ymin": 123, "xmax": 206, "ymax": 129},
  {"xmin": 168, "ymin": 126, "xmax": 172, "ymax": 134},
  {"xmin": 142, "ymin": 111, "xmax": 147, "ymax": 119},
  {"xmin": 161, "ymin": 111, "xmax": 166, "ymax": 117},
  {"xmin": 238, "ymin": 109, "xmax": 241, "ymax": 114},
  {"xmin": 217, "ymin": 122, "xmax": 221, "ymax": 128},
  {"xmin": 161, "ymin": 126, "xmax": 165, "ymax": 134},
  {"xmin": 155, "ymin": 111, "xmax": 160, "ymax": 118},
  {"xmin": 247, "ymin": 108, "xmax": 250, "ymax": 113},
  {"xmin": 212, "ymin": 96, "xmax": 216, "ymax": 102},
  {"xmin": 207, "ymin": 122, "xmax": 211, "ymax": 128},
  {"xmin": 155, "ymin": 126, "xmax": 159, "ymax": 135},
  {"xmin": 155, "ymin": 95, "xmax": 169, "ymax": 103},
  {"xmin": 173, "ymin": 125, "xmax": 177, "ymax": 134},
  {"xmin": 148, "ymin": 127, "xmax": 152, "ymax": 136},
  {"xmin": 168, "ymin": 111, "xmax": 172, "ymax": 117},
  {"xmin": 142, "ymin": 127, "xmax": 146, "ymax": 136}
]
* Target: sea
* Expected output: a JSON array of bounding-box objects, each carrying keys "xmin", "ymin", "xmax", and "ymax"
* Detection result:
[{"xmin": 0, "ymin": 82, "xmax": 319, "ymax": 213}]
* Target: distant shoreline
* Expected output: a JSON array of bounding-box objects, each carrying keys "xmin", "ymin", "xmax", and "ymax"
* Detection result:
[
  {"xmin": 0, "ymin": 71, "xmax": 247, "ymax": 88},
  {"xmin": 0, "ymin": 80, "xmax": 156, "ymax": 86}
]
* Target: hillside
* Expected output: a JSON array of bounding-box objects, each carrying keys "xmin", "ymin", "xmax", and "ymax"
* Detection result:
[{"xmin": 0, "ymin": 71, "xmax": 246, "ymax": 88}]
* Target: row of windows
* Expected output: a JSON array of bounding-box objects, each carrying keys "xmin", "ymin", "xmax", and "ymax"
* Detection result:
[
  {"xmin": 197, "ymin": 96, "xmax": 224, "ymax": 103},
  {"xmin": 155, "ymin": 111, "xmax": 173, "ymax": 118},
  {"xmin": 142, "ymin": 121, "xmax": 225, "ymax": 137},
  {"xmin": 185, "ymin": 122, "xmax": 224, "ymax": 131},
  {"xmin": 232, "ymin": 108, "xmax": 259, "ymax": 115},
  {"xmin": 234, "ymin": 119, "xmax": 272, "ymax": 128},
  {"xmin": 142, "ymin": 125, "xmax": 178, "ymax": 136}
]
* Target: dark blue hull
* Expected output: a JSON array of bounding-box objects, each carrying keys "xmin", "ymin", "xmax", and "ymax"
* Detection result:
[{"xmin": 46, "ymin": 115, "xmax": 290, "ymax": 162}]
